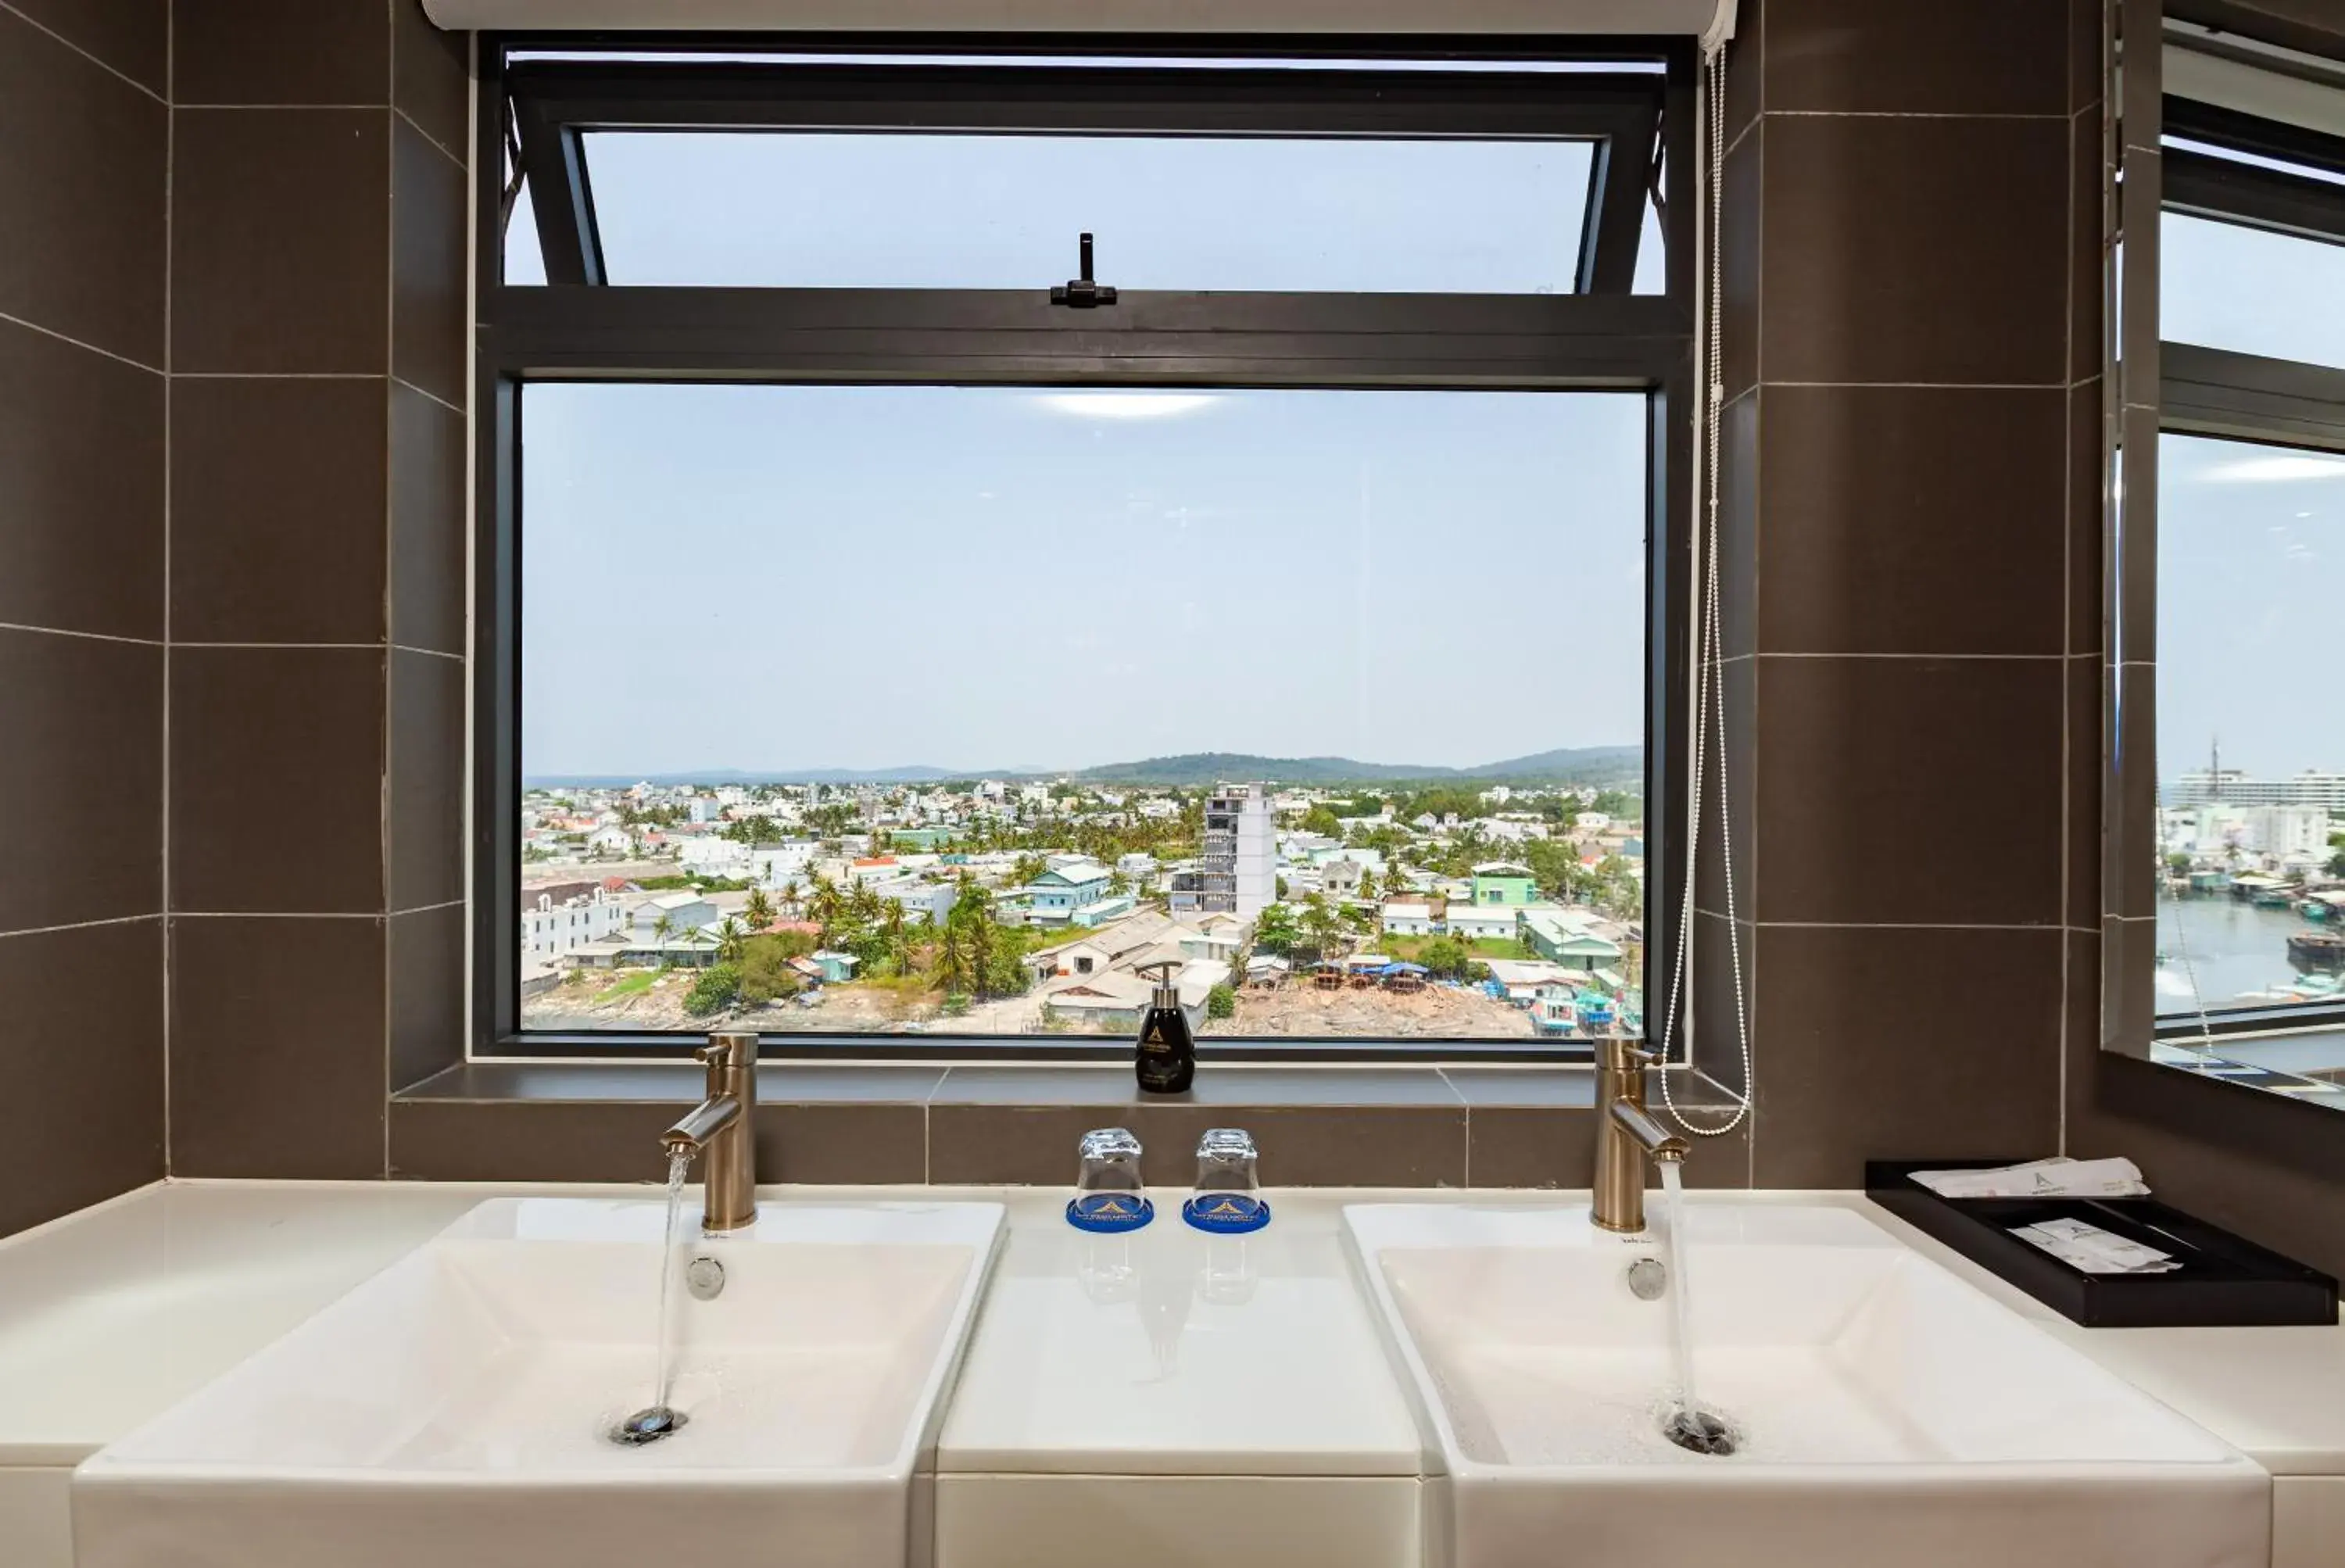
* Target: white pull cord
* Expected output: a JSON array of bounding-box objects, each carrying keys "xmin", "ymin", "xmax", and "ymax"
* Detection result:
[{"xmin": 1657, "ymin": 41, "xmax": 1752, "ymax": 1137}]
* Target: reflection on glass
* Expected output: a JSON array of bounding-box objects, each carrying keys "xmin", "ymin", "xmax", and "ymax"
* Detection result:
[
  {"xmin": 2161, "ymin": 213, "xmax": 2345, "ymax": 368},
  {"xmin": 582, "ymin": 131, "xmax": 1594, "ymax": 292},
  {"xmin": 2154, "ymin": 435, "xmax": 2345, "ymax": 1044},
  {"xmin": 518, "ymin": 384, "xmax": 1648, "ymax": 1041}
]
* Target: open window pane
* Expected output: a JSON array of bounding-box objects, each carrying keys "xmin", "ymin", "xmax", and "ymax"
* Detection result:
[
  {"xmin": 2155, "ymin": 432, "xmax": 2345, "ymax": 1025},
  {"xmin": 518, "ymin": 384, "xmax": 1648, "ymax": 1041},
  {"xmin": 582, "ymin": 131, "xmax": 1595, "ymax": 292},
  {"xmin": 2163, "ymin": 211, "xmax": 2345, "ymax": 368}
]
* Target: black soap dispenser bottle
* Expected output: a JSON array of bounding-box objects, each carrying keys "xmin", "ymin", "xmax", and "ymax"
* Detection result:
[{"xmin": 1133, "ymin": 960, "xmax": 1196, "ymax": 1095}]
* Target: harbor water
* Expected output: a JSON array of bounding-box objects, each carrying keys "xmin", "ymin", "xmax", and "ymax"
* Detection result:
[{"xmin": 2157, "ymin": 895, "xmax": 2332, "ymax": 1014}]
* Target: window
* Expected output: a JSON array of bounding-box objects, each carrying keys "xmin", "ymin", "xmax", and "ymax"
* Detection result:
[
  {"xmin": 2149, "ymin": 95, "xmax": 2345, "ymax": 1059},
  {"xmin": 482, "ymin": 41, "xmax": 1695, "ymax": 1060}
]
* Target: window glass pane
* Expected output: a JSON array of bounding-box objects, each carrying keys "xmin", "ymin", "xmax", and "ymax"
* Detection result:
[
  {"xmin": 2155, "ymin": 432, "xmax": 2345, "ymax": 1024},
  {"xmin": 583, "ymin": 132, "xmax": 1593, "ymax": 292},
  {"xmin": 2161, "ymin": 211, "xmax": 2345, "ymax": 367},
  {"xmin": 520, "ymin": 385, "xmax": 1648, "ymax": 1041}
]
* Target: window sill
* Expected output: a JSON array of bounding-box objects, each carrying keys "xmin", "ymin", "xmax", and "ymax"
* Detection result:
[{"xmin": 389, "ymin": 1061, "xmax": 1745, "ymax": 1189}]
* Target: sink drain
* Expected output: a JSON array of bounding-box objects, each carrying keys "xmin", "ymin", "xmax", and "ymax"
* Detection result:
[
  {"xmin": 610, "ymin": 1405, "xmax": 689, "ymax": 1446},
  {"xmin": 1661, "ymin": 1406, "xmax": 1738, "ymax": 1456}
]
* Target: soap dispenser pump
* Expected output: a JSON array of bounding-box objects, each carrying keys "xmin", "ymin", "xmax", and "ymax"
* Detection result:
[{"xmin": 1133, "ymin": 960, "xmax": 1196, "ymax": 1095}]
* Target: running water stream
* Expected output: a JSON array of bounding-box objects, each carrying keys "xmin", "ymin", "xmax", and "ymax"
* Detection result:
[
  {"xmin": 610, "ymin": 1147, "xmax": 696, "ymax": 1445},
  {"xmin": 1657, "ymin": 1162, "xmax": 1735, "ymax": 1455}
]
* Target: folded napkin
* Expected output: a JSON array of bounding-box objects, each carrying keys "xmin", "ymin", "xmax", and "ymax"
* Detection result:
[{"xmin": 1908, "ymin": 1156, "xmax": 2150, "ymax": 1200}]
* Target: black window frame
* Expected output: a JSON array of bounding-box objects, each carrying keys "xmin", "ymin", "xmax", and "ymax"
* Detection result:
[
  {"xmin": 473, "ymin": 32, "xmax": 1700, "ymax": 1065},
  {"xmin": 2150, "ymin": 91, "xmax": 2345, "ymax": 1044}
]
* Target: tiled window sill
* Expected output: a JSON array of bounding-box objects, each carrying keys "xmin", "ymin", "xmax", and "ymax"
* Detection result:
[{"xmin": 390, "ymin": 1061, "xmax": 1747, "ymax": 1190}]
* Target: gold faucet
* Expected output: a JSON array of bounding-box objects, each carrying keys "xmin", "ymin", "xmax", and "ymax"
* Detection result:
[
  {"xmin": 664, "ymin": 1032, "xmax": 758, "ymax": 1233},
  {"xmin": 1593, "ymin": 1039, "xmax": 1688, "ymax": 1233}
]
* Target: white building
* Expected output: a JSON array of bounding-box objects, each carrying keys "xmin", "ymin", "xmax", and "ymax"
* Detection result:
[
  {"xmin": 1170, "ymin": 783, "xmax": 1276, "ymax": 919},
  {"xmin": 870, "ymin": 876, "xmax": 959, "ymax": 925},
  {"xmin": 632, "ymin": 891, "xmax": 715, "ymax": 938},
  {"xmin": 2244, "ymin": 805, "xmax": 2332, "ymax": 857},
  {"xmin": 2169, "ymin": 769, "xmax": 2345, "ymax": 812},
  {"xmin": 520, "ymin": 887, "xmax": 628, "ymax": 965},
  {"xmin": 1380, "ymin": 897, "xmax": 1445, "ymax": 937},
  {"xmin": 750, "ymin": 840, "xmax": 819, "ymax": 889},
  {"xmin": 678, "ymin": 837, "xmax": 751, "ymax": 879}
]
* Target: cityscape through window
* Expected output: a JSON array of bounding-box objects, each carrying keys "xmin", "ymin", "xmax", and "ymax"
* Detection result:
[{"xmin": 517, "ymin": 385, "xmax": 1650, "ymax": 1041}]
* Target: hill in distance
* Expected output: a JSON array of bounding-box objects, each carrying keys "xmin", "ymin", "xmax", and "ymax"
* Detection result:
[{"xmin": 527, "ymin": 746, "xmax": 1641, "ymax": 791}]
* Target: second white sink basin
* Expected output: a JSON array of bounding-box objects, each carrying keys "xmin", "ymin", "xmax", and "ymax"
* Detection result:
[
  {"xmin": 73, "ymin": 1196, "xmax": 1004, "ymax": 1568},
  {"xmin": 1344, "ymin": 1201, "xmax": 2270, "ymax": 1568}
]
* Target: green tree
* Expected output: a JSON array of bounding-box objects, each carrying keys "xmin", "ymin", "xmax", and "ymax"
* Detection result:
[
  {"xmin": 739, "ymin": 933, "xmax": 813, "ymax": 1004},
  {"xmin": 1357, "ymin": 869, "xmax": 1380, "ymax": 904},
  {"xmin": 1012, "ymin": 853, "xmax": 1048, "ymax": 886},
  {"xmin": 716, "ymin": 915, "xmax": 746, "ymax": 964},
  {"xmin": 1301, "ymin": 894, "xmax": 1347, "ymax": 957},
  {"xmin": 650, "ymin": 911, "xmax": 675, "ymax": 956},
  {"xmin": 806, "ymin": 872, "xmax": 843, "ymax": 933},
  {"xmin": 684, "ymin": 963, "xmax": 742, "ymax": 1017},
  {"xmin": 1206, "ymin": 983, "xmax": 1237, "ymax": 1019},
  {"xmin": 1301, "ymin": 804, "xmax": 1343, "ymax": 838},
  {"xmin": 1252, "ymin": 902, "xmax": 1301, "ymax": 956},
  {"xmin": 743, "ymin": 887, "xmax": 775, "ymax": 931},
  {"xmin": 932, "ymin": 920, "xmax": 972, "ymax": 995}
]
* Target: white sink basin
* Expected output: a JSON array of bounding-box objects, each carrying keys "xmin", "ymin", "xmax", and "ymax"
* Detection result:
[
  {"xmin": 73, "ymin": 1197, "xmax": 1004, "ymax": 1568},
  {"xmin": 1344, "ymin": 1201, "xmax": 2269, "ymax": 1568}
]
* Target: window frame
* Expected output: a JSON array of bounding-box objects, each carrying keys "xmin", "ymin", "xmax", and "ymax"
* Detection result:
[
  {"xmin": 2149, "ymin": 91, "xmax": 2345, "ymax": 1045},
  {"xmin": 472, "ymin": 33, "xmax": 1700, "ymax": 1064}
]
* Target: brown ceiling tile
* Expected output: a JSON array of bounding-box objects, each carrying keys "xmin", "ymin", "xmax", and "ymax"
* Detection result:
[
  {"xmin": 0, "ymin": 628, "xmax": 161, "ymax": 933},
  {"xmin": 172, "ymin": 0, "xmax": 388, "ymax": 106},
  {"xmin": 390, "ymin": 380, "xmax": 466, "ymax": 656},
  {"xmin": 1753, "ymin": 655, "xmax": 2064, "ymax": 925},
  {"xmin": 1762, "ymin": 0, "xmax": 2069, "ymax": 116},
  {"xmin": 0, "ymin": 11, "xmax": 166, "ymax": 367},
  {"xmin": 389, "ymin": 900, "xmax": 463, "ymax": 1092},
  {"xmin": 0, "ymin": 918, "xmax": 164, "ymax": 1238},
  {"xmin": 172, "ymin": 109, "xmax": 388, "ymax": 374},
  {"xmin": 170, "ymin": 377, "xmax": 388, "ymax": 644},
  {"xmin": 170, "ymin": 647, "xmax": 385, "ymax": 913},
  {"xmin": 392, "ymin": 116, "xmax": 469, "ymax": 410},
  {"xmin": 1755, "ymin": 385, "xmax": 2068, "ymax": 654},
  {"xmin": 1750, "ymin": 924, "xmax": 2063, "ymax": 1187},
  {"xmin": 0, "ymin": 319, "xmax": 163, "ymax": 640},
  {"xmin": 5, "ymin": 0, "xmax": 166, "ymax": 95},
  {"xmin": 389, "ymin": 649, "xmax": 463, "ymax": 911},
  {"xmin": 1760, "ymin": 115, "xmax": 2068, "ymax": 386},
  {"xmin": 169, "ymin": 915, "xmax": 385, "ymax": 1178},
  {"xmin": 393, "ymin": 0, "xmax": 471, "ymax": 163}
]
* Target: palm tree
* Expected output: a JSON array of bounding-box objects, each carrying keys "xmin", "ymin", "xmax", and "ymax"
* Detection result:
[
  {"xmin": 717, "ymin": 916, "xmax": 745, "ymax": 964},
  {"xmin": 743, "ymin": 887, "xmax": 775, "ymax": 933},
  {"xmin": 807, "ymin": 872, "xmax": 843, "ymax": 933},
  {"xmin": 651, "ymin": 911, "xmax": 675, "ymax": 957},
  {"xmin": 883, "ymin": 900, "xmax": 908, "ymax": 970},
  {"xmin": 932, "ymin": 920, "xmax": 972, "ymax": 995}
]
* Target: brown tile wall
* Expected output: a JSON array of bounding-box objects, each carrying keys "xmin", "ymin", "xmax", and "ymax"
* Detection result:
[
  {"xmin": 1700, "ymin": 0, "xmax": 2092, "ymax": 1190},
  {"xmin": 164, "ymin": 0, "xmax": 471, "ymax": 1181},
  {"xmin": 0, "ymin": 0, "xmax": 169, "ymax": 1237}
]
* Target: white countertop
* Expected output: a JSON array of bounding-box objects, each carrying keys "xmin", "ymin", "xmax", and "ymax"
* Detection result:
[{"xmin": 1, "ymin": 1180, "xmax": 2340, "ymax": 1477}]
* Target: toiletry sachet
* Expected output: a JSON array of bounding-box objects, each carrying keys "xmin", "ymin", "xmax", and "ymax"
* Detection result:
[
  {"xmin": 1909, "ymin": 1156, "xmax": 2150, "ymax": 1200},
  {"xmin": 2009, "ymin": 1216, "xmax": 2182, "ymax": 1274}
]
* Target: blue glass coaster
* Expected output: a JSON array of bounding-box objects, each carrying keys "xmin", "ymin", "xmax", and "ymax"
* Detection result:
[
  {"xmin": 1066, "ymin": 1192, "xmax": 1155, "ymax": 1233},
  {"xmin": 1182, "ymin": 1193, "xmax": 1271, "ymax": 1235}
]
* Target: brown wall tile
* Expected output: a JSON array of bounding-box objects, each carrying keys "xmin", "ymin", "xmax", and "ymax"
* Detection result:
[
  {"xmin": 172, "ymin": 109, "xmax": 389, "ymax": 374},
  {"xmin": 0, "ymin": 9, "xmax": 166, "ymax": 366},
  {"xmin": 0, "ymin": 319, "xmax": 164, "ymax": 639},
  {"xmin": 1752, "ymin": 656, "xmax": 2064, "ymax": 925},
  {"xmin": 392, "ymin": 116, "xmax": 468, "ymax": 409},
  {"xmin": 761, "ymin": 1104, "xmax": 928, "ymax": 1185},
  {"xmin": 170, "ymin": 915, "xmax": 387, "ymax": 1179},
  {"xmin": 927, "ymin": 1104, "xmax": 1126, "ymax": 1186},
  {"xmin": 390, "ymin": 380, "xmax": 467, "ymax": 655},
  {"xmin": 2107, "ymin": 662, "xmax": 2155, "ymax": 920},
  {"xmin": 1720, "ymin": 128, "xmax": 1762, "ymax": 403},
  {"xmin": 1760, "ymin": 114, "xmax": 2068, "ymax": 386},
  {"xmin": 170, "ymin": 377, "xmax": 388, "ymax": 644},
  {"xmin": 0, "ymin": 629, "xmax": 162, "ymax": 933},
  {"xmin": 389, "ymin": 901, "xmax": 463, "ymax": 1091},
  {"xmin": 170, "ymin": 647, "xmax": 386, "ymax": 913},
  {"xmin": 393, "ymin": 0, "xmax": 471, "ymax": 162},
  {"xmin": 1723, "ymin": 0, "xmax": 1763, "ymax": 149},
  {"xmin": 2068, "ymin": 381, "xmax": 2106, "ymax": 655},
  {"xmin": 391, "ymin": 1100, "xmax": 675, "ymax": 1182},
  {"xmin": 1466, "ymin": 1106, "xmax": 1597, "ymax": 1190},
  {"xmin": 2071, "ymin": 0, "xmax": 2107, "ymax": 114},
  {"xmin": 2070, "ymin": 106, "xmax": 2107, "ymax": 386},
  {"xmin": 1690, "ymin": 912, "xmax": 1759, "ymax": 1105},
  {"xmin": 5, "ymin": 0, "xmax": 166, "ymax": 95},
  {"xmin": 172, "ymin": 0, "xmax": 390, "ymax": 106},
  {"xmin": 0, "ymin": 919, "xmax": 164, "ymax": 1236},
  {"xmin": 389, "ymin": 649, "xmax": 464, "ymax": 911},
  {"xmin": 1718, "ymin": 390, "xmax": 1760, "ymax": 658},
  {"xmin": 1693, "ymin": 655, "xmax": 1754, "ymax": 917},
  {"xmin": 1762, "ymin": 0, "xmax": 2069, "ymax": 116},
  {"xmin": 1754, "ymin": 386, "xmax": 2067, "ymax": 655},
  {"xmin": 2065, "ymin": 656, "xmax": 2103, "ymax": 929},
  {"xmin": 1752, "ymin": 924, "xmax": 2064, "ymax": 1187}
]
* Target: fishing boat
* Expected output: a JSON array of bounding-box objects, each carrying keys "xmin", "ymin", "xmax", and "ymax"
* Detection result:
[{"xmin": 2289, "ymin": 929, "xmax": 2345, "ymax": 972}]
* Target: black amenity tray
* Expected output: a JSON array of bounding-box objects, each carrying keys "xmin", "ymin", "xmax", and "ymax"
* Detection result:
[{"xmin": 1863, "ymin": 1159, "xmax": 2337, "ymax": 1328}]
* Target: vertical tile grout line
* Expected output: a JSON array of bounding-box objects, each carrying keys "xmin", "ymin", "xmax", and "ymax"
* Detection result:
[
  {"xmin": 383, "ymin": 0, "xmax": 398, "ymax": 1180},
  {"xmin": 1745, "ymin": 2, "xmax": 1764, "ymax": 1194},
  {"xmin": 159, "ymin": 0, "xmax": 174, "ymax": 1181},
  {"xmin": 2056, "ymin": 13, "xmax": 2078, "ymax": 1161}
]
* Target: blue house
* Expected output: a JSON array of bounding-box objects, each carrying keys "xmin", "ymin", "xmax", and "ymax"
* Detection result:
[{"xmin": 1026, "ymin": 861, "xmax": 1114, "ymax": 925}]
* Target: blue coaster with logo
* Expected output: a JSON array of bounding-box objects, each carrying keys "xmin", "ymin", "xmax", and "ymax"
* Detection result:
[
  {"xmin": 1066, "ymin": 1192, "xmax": 1155, "ymax": 1233},
  {"xmin": 1182, "ymin": 1192, "xmax": 1272, "ymax": 1235}
]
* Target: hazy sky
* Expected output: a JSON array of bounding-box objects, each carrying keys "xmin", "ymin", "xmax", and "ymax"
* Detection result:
[{"xmin": 514, "ymin": 128, "xmax": 2340, "ymax": 785}]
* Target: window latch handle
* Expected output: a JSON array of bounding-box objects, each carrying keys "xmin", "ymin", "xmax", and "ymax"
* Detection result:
[{"xmin": 1051, "ymin": 231, "xmax": 1118, "ymax": 308}]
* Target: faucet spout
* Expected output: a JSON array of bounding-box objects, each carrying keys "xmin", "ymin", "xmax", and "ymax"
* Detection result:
[
  {"xmin": 1592, "ymin": 1039, "xmax": 1686, "ymax": 1233},
  {"xmin": 664, "ymin": 1033, "xmax": 758, "ymax": 1233}
]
